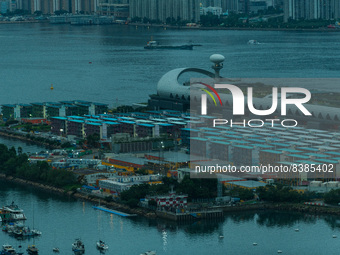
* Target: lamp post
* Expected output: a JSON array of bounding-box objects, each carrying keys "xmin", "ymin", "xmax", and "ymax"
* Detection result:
[{"xmin": 159, "ymin": 141, "xmax": 164, "ymax": 175}]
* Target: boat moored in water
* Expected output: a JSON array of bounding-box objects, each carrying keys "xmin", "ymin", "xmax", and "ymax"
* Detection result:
[
  {"xmin": 0, "ymin": 202, "xmax": 26, "ymax": 222},
  {"xmin": 2, "ymin": 244, "xmax": 16, "ymax": 255},
  {"xmin": 26, "ymin": 245, "xmax": 38, "ymax": 255},
  {"xmin": 96, "ymin": 240, "xmax": 108, "ymax": 250},
  {"xmin": 72, "ymin": 239, "xmax": 85, "ymax": 252}
]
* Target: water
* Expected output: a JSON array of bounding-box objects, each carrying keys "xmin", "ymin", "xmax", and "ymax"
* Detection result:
[
  {"xmin": 0, "ymin": 23, "xmax": 340, "ymax": 107},
  {"xmin": 0, "ymin": 136, "xmax": 47, "ymax": 154},
  {"xmin": 1, "ymin": 23, "xmax": 340, "ymax": 254},
  {"xmin": 1, "ymin": 180, "xmax": 340, "ymax": 255}
]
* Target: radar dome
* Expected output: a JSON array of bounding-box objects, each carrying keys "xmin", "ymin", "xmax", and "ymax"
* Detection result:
[{"xmin": 210, "ymin": 54, "xmax": 225, "ymax": 64}]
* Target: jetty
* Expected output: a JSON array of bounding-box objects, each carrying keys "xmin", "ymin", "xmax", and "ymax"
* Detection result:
[{"xmin": 93, "ymin": 206, "xmax": 137, "ymax": 217}]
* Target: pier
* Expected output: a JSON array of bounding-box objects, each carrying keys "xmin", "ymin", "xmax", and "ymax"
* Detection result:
[{"xmin": 93, "ymin": 206, "xmax": 137, "ymax": 217}]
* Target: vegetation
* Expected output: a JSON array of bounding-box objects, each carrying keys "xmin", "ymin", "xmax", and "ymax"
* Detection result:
[
  {"xmin": 120, "ymin": 176, "xmax": 218, "ymax": 207},
  {"xmin": 256, "ymin": 184, "xmax": 319, "ymax": 203},
  {"xmin": 0, "ymin": 144, "xmax": 79, "ymax": 189},
  {"xmin": 324, "ymin": 189, "xmax": 340, "ymax": 205},
  {"xmin": 227, "ymin": 187, "xmax": 254, "ymax": 201}
]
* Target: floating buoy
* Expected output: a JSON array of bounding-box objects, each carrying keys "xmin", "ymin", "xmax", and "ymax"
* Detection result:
[
  {"xmin": 50, "ymin": 84, "xmax": 54, "ymax": 90},
  {"xmin": 89, "ymin": 61, "xmax": 92, "ymax": 64}
]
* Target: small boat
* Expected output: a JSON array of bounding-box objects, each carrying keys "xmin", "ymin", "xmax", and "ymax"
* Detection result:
[
  {"xmin": 253, "ymin": 243, "xmax": 258, "ymax": 246},
  {"xmin": 72, "ymin": 239, "xmax": 85, "ymax": 252},
  {"xmin": 248, "ymin": 40, "xmax": 260, "ymax": 45},
  {"xmin": 140, "ymin": 251, "xmax": 156, "ymax": 255},
  {"xmin": 96, "ymin": 240, "xmax": 108, "ymax": 250},
  {"xmin": 332, "ymin": 234, "xmax": 337, "ymax": 238},
  {"xmin": 144, "ymin": 40, "xmax": 194, "ymax": 50},
  {"xmin": 277, "ymin": 250, "xmax": 282, "ymax": 253},
  {"xmin": 2, "ymin": 244, "xmax": 16, "ymax": 254},
  {"xmin": 52, "ymin": 247, "xmax": 59, "ymax": 252},
  {"xmin": 26, "ymin": 245, "xmax": 38, "ymax": 254}
]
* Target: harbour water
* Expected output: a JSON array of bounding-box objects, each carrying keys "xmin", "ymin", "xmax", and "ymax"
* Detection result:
[
  {"xmin": 1, "ymin": 23, "xmax": 340, "ymax": 254},
  {"xmin": 1, "ymin": 179, "xmax": 340, "ymax": 255},
  {"xmin": 0, "ymin": 23, "xmax": 340, "ymax": 107}
]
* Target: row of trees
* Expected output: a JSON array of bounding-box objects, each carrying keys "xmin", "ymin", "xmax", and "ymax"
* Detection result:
[
  {"xmin": 120, "ymin": 176, "xmax": 218, "ymax": 207},
  {"xmin": 0, "ymin": 144, "xmax": 78, "ymax": 189}
]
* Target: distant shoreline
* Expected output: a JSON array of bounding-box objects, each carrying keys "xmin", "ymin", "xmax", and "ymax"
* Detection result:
[
  {"xmin": 3, "ymin": 173, "xmax": 340, "ymax": 222},
  {"xmin": 0, "ymin": 20, "xmax": 48, "ymax": 25},
  {"xmin": 130, "ymin": 22, "xmax": 340, "ymax": 32},
  {"xmin": 1, "ymin": 20, "xmax": 338, "ymax": 32}
]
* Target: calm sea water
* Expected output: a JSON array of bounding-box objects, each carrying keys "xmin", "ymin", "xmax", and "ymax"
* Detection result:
[
  {"xmin": 1, "ymin": 23, "xmax": 340, "ymax": 254},
  {"xmin": 1, "ymin": 180, "xmax": 340, "ymax": 255},
  {"xmin": 0, "ymin": 23, "xmax": 340, "ymax": 107}
]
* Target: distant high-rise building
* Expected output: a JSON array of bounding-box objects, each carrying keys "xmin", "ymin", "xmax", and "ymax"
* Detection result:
[
  {"xmin": 221, "ymin": 0, "xmax": 240, "ymax": 13},
  {"xmin": 284, "ymin": 0, "xmax": 340, "ymax": 22},
  {"xmin": 97, "ymin": 0, "xmax": 128, "ymax": 18},
  {"xmin": 130, "ymin": 0, "xmax": 200, "ymax": 23}
]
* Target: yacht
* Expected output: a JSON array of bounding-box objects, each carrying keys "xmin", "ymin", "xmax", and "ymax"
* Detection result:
[
  {"xmin": 2, "ymin": 244, "xmax": 16, "ymax": 254},
  {"xmin": 72, "ymin": 239, "xmax": 85, "ymax": 252},
  {"xmin": 0, "ymin": 202, "xmax": 26, "ymax": 222},
  {"xmin": 96, "ymin": 240, "xmax": 108, "ymax": 250},
  {"xmin": 26, "ymin": 245, "xmax": 38, "ymax": 254}
]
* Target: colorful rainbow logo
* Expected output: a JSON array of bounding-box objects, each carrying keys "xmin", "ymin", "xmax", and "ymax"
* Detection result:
[{"xmin": 198, "ymin": 82, "xmax": 223, "ymax": 106}]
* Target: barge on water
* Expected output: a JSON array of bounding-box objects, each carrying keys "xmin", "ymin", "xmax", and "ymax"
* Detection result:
[{"xmin": 144, "ymin": 40, "xmax": 201, "ymax": 50}]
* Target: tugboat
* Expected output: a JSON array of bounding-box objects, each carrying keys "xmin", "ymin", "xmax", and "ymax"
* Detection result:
[
  {"xmin": 96, "ymin": 240, "xmax": 108, "ymax": 250},
  {"xmin": 26, "ymin": 245, "xmax": 38, "ymax": 255},
  {"xmin": 144, "ymin": 40, "xmax": 194, "ymax": 50},
  {"xmin": 72, "ymin": 239, "xmax": 85, "ymax": 252}
]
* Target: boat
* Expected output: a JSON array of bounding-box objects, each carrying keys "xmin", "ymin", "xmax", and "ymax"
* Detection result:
[
  {"xmin": 0, "ymin": 202, "xmax": 26, "ymax": 222},
  {"xmin": 52, "ymin": 248, "xmax": 59, "ymax": 253},
  {"xmin": 96, "ymin": 240, "xmax": 108, "ymax": 250},
  {"xmin": 247, "ymin": 40, "xmax": 260, "ymax": 45},
  {"xmin": 72, "ymin": 239, "xmax": 85, "ymax": 252},
  {"xmin": 8, "ymin": 223, "xmax": 41, "ymax": 238},
  {"xmin": 26, "ymin": 245, "xmax": 38, "ymax": 254},
  {"xmin": 144, "ymin": 40, "xmax": 194, "ymax": 50},
  {"xmin": 2, "ymin": 244, "xmax": 16, "ymax": 254},
  {"xmin": 140, "ymin": 251, "xmax": 156, "ymax": 255}
]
